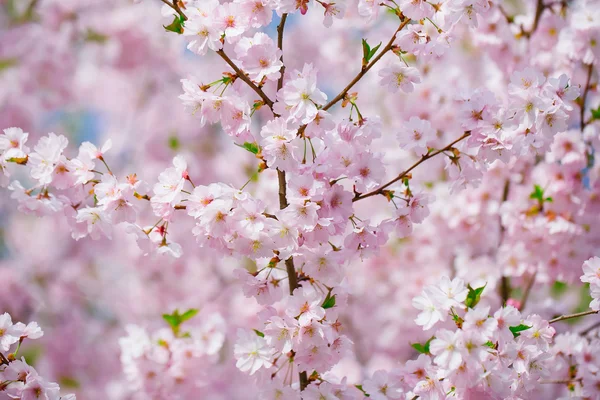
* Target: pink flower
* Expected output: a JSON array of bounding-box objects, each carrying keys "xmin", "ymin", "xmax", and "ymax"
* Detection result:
[
  {"xmin": 363, "ymin": 369, "xmax": 403, "ymax": 399},
  {"xmin": 398, "ymin": 117, "xmax": 435, "ymax": 156},
  {"xmin": 151, "ymin": 155, "xmax": 188, "ymax": 206},
  {"xmin": 0, "ymin": 312, "xmax": 21, "ymax": 352},
  {"xmin": 234, "ymin": 328, "xmax": 274, "ymax": 375},
  {"xmin": 430, "ymin": 329, "xmax": 463, "ymax": 370},
  {"xmin": 28, "ymin": 133, "xmax": 68, "ymax": 186},
  {"xmin": 378, "ymin": 64, "xmax": 421, "ymax": 93},
  {"xmin": 286, "ymin": 285, "xmax": 326, "ymax": 325},
  {"xmin": 0, "ymin": 127, "xmax": 29, "ymax": 161},
  {"xmin": 260, "ymin": 117, "xmax": 299, "ymax": 171},
  {"xmin": 235, "ymin": 33, "xmax": 283, "ymax": 82},
  {"xmin": 274, "ymin": 63, "xmax": 327, "ymax": 124}
]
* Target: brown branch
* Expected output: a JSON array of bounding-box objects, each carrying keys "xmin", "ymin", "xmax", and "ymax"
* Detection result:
[
  {"xmin": 321, "ymin": 18, "xmax": 411, "ymax": 112},
  {"xmin": 273, "ymin": 12, "xmax": 307, "ymax": 391},
  {"xmin": 539, "ymin": 378, "xmax": 582, "ymax": 384},
  {"xmin": 579, "ymin": 320, "xmax": 600, "ymax": 335},
  {"xmin": 352, "ymin": 131, "xmax": 471, "ymax": 202},
  {"xmin": 518, "ymin": 270, "xmax": 537, "ymax": 311},
  {"xmin": 529, "ymin": 0, "xmax": 545, "ymax": 36},
  {"xmin": 549, "ymin": 309, "xmax": 599, "ymax": 324},
  {"xmin": 160, "ymin": 0, "xmax": 188, "ymax": 21},
  {"xmin": 580, "ymin": 62, "xmax": 594, "ymax": 131},
  {"xmin": 276, "ymin": 14, "xmax": 288, "ymax": 93},
  {"xmin": 216, "ymin": 50, "xmax": 275, "ymax": 111},
  {"xmin": 498, "ymin": 180, "xmax": 511, "ymax": 304}
]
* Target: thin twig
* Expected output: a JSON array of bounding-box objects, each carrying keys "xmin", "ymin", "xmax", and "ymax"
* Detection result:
[
  {"xmin": 549, "ymin": 309, "xmax": 599, "ymax": 324},
  {"xmin": 321, "ymin": 18, "xmax": 411, "ymax": 112},
  {"xmin": 498, "ymin": 180, "xmax": 511, "ymax": 304},
  {"xmin": 519, "ymin": 270, "xmax": 537, "ymax": 311},
  {"xmin": 160, "ymin": 0, "xmax": 188, "ymax": 21},
  {"xmin": 352, "ymin": 131, "xmax": 471, "ymax": 202},
  {"xmin": 579, "ymin": 319, "xmax": 600, "ymax": 335},
  {"xmin": 580, "ymin": 62, "xmax": 594, "ymax": 132},
  {"xmin": 216, "ymin": 50, "xmax": 275, "ymax": 111},
  {"xmin": 539, "ymin": 378, "xmax": 582, "ymax": 384},
  {"xmin": 273, "ymin": 13, "xmax": 308, "ymax": 391},
  {"xmin": 276, "ymin": 14, "xmax": 288, "ymax": 93}
]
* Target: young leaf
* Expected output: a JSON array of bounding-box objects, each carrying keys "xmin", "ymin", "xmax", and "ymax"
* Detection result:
[
  {"xmin": 591, "ymin": 105, "xmax": 600, "ymax": 121},
  {"xmin": 509, "ymin": 324, "xmax": 532, "ymax": 338},
  {"xmin": 411, "ymin": 336, "xmax": 434, "ymax": 354},
  {"xmin": 367, "ymin": 42, "xmax": 382, "ymax": 61},
  {"xmin": 253, "ymin": 329, "xmax": 265, "ymax": 338},
  {"xmin": 180, "ymin": 308, "xmax": 199, "ymax": 322},
  {"xmin": 242, "ymin": 142, "xmax": 260, "ymax": 155},
  {"xmin": 361, "ymin": 39, "xmax": 371, "ymax": 62},
  {"xmin": 164, "ymin": 15, "xmax": 184, "ymax": 34},
  {"xmin": 322, "ymin": 293, "xmax": 336, "ymax": 309},
  {"xmin": 465, "ymin": 283, "xmax": 487, "ymax": 308},
  {"xmin": 162, "ymin": 313, "xmax": 180, "ymax": 329}
]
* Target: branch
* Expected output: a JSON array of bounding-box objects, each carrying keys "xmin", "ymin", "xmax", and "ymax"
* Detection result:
[
  {"xmin": 539, "ymin": 378, "xmax": 582, "ymax": 384},
  {"xmin": 352, "ymin": 131, "xmax": 471, "ymax": 202},
  {"xmin": 276, "ymin": 14, "xmax": 288, "ymax": 92},
  {"xmin": 274, "ymin": 12, "xmax": 308, "ymax": 391},
  {"xmin": 160, "ymin": 0, "xmax": 188, "ymax": 21},
  {"xmin": 549, "ymin": 309, "xmax": 599, "ymax": 324},
  {"xmin": 216, "ymin": 50, "xmax": 275, "ymax": 111},
  {"xmin": 518, "ymin": 270, "xmax": 537, "ymax": 311},
  {"xmin": 321, "ymin": 18, "xmax": 411, "ymax": 112},
  {"xmin": 580, "ymin": 62, "xmax": 594, "ymax": 131},
  {"xmin": 579, "ymin": 319, "xmax": 600, "ymax": 335}
]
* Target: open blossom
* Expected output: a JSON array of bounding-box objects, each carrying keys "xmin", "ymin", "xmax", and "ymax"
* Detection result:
[
  {"xmin": 0, "ymin": 313, "xmax": 22, "ymax": 352},
  {"xmin": 235, "ymin": 33, "xmax": 283, "ymax": 82},
  {"xmin": 183, "ymin": 1, "xmax": 223, "ymax": 54},
  {"xmin": 363, "ymin": 370, "xmax": 403, "ymax": 399},
  {"xmin": 0, "ymin": 127, "xmax": 29, "ymax": 161},
  {"xmin": 151, "ymin": 155, "xmax": 188, "ymax": 206},
  {"xmin": 260, "ymin": 117, "xmax": 299, "ymax": 171},
  {"xmin": 234, "ymin": 328, "xmax": 274, "ymax": 375},
  {"xmin": 429, "ymin": 329, "xmax": 463, "ymax": 370},
  {"xmin": 28, "ymin": 133, "xmax": 68, "ymax": 185},
  {"xmin": 286, "ymin": 285, "xmax": 326, "ymax": 325},
  {"xmin": 274, "ymin": 63, "xmax": 327, "ymax": 123},
  {"xmin": 378, "ymin": 64, "xmax": 421, "ymax": 93},
  {"xmin": 398, "ymin": 117, "xmax": 435, "ymax": 155}
]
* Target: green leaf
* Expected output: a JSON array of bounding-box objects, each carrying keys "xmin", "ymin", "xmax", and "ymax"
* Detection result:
[
  {"xmin": 84, "ymin": 29, "xmax": 109, "ymax": 43},
  {"xmin": 591, "ymin": 106, "xmax": 600, "ymax": 121},
  {"xmin": 484, "ymin": 340, "xmax": 495, "ymax": 348},
  {"xmin": 509, "ymin": 324, "xmax": 531, "ymax": 338},
  {"xmin": 355, "ymin": 385, "xmax": 369, "ymax": 396},
  {"xmin": 168, "ymin": 135, "xmax": 180, "ymax": 150},
  {"xmin": 529, "ymin": 184, "xmax": 544, "ymax": 201},
  {"xmin": 242, "ymin": 142, "xmax": 260, "ymax": 155},
  {"xmin": 164, "ymin": 15, "xmax": 184, "ymax": 34},
  {"xmin": 59, "ymin": 377, "xmax": 80, "ymax": 389},
  {"xmin": 411, "ymin": 336, "xmax": 434, "ymax": 354},
  {"xmin": 253, "ymin": 329, "xmax": 265, "ymax": 338},
  {"xmin": 465, "ymin": 283, "xmax": 487, "ymax": 308},
  {"xmin": 367, "ymin": 42, "xmax": 382, "ymax": 61},
  {"xmin": 162, "ymin": 313, "xmax": 180, "ymax": 329},
  {"xmin": 551, "ymin": 281, "xmax": 568, "ymax": 298},
  {"xmin": 180, "ymin": 308, "xmax": 199, "ymax": 322},
  {"xmin": 322, "ymin": 293, "xmax": 336, "ymax": 309},
  {"xmin": 0, "ymin": 58, "xmax": 18, "ymax": 73},
  {"xmin": 361, "ymin": 39, "xmax": 371, "ymax": 62}
]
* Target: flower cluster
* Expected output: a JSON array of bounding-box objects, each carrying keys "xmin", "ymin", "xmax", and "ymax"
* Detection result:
[
  {"xmin": 0, "ymin": 313, "xmax": 75, "ymax": 400},
  {"xmin": 0, "ymin": 0, "xmax": 599, "ymax": 398}
]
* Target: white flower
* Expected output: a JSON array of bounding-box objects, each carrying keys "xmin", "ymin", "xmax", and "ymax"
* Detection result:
[{"xmin": 234, "ymin": 328, "xmax": 274, "ymax": 375}]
